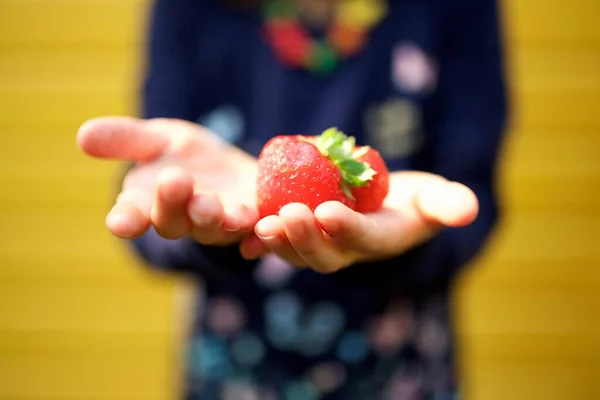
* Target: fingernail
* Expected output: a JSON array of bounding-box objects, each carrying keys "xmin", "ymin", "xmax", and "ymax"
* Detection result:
[
  {"xmin": 189, "ymin": 195, "xmax": 219, "ymax": 225},
  {"xmin": 257, "ymin": 235, "xmax": 277, "ymax": 241},
  {"xmin": 223, "ymin": 209, "xmax": 247, "ymax": 232},
  {"xmin": 226, "ymin": 215, "xmax": 244, "ymax": 231}
]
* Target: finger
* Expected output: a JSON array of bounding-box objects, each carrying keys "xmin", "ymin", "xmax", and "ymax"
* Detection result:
[
  {"xmin": 150, "ymin": 167, "xmax": 194, "ymax": 239},
  {"xmin": 187, "ymin": 192, "xmax": 229, "ymax": 245},
  {"xmin": 239, "ymin": 234, "xmax": 268, "ymax": 260},
  {"xmin": 77, "ymin": 117, "xmax": 168, "ymax": 162},
  {"xmin": 107, "ymin": 188, "xmax": 153, "ymax": 239},
  {"xmin": 255, "ymin": 215, "xmax": 307, "ymax": 267},
  {"xmin": 315, "ymin": 180, "xmax": 479, "ymax": 257},
  {"xmin": 315, "ymin": 201, "xmax": 385, "ymax": 254},
  {"xmin": 221, "ymin": 201, "xmax": 260, "ymax": 234},
  {"xmin": 416, "ymin": 181, "xmax": 479, "ymax": 227},
  {"xmin": 279, "ymin": 203, "xmax": 348, "ymax": 273}
]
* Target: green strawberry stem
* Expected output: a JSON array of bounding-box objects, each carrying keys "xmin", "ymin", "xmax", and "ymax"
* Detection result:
[{"xmin": 313, "ymin": 127, "xmax": 377, "ymax": 199}]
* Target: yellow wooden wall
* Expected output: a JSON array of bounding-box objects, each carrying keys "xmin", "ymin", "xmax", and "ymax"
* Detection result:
[
  {"xmin": 0, "ymin": 1, "xmax": 180, "ymax": 399},
  {"xmin": 455, "ymin": 1, "xmax": 600, "ymax": 399},
  {"xmin": 0, "ymin": 1, "xmax": 598, "ymax": 399}
]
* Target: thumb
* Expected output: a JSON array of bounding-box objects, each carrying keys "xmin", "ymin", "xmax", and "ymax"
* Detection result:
[
  {"xmin": 415, "ymin": 180, "xmax": 479, "ymax": 227},
  {"xmin": 77, "ymin": 116, "xmax": 169, "ymax": 162}
]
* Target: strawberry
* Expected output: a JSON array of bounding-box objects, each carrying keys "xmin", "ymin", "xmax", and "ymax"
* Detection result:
[
  {"xmin": 351, "ymin": 148, "xmax": 390, "ymax": 213},
  {"xmin": 257, "ymin": 127, "xmax": 389, "ymax": 218}
]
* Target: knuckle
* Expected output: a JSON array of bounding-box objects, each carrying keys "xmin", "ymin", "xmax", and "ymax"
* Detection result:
[
  {"xmin": 122, "ymin": 165, "xmax": 157, "ymax": 191},
  {"xmin": 169, "ymin": 134, "xmax": 198, "ymax": 157},
  {"xmin": 298, "ymin": 245, "xmax": 320, "ymax": 260},
  {"xmin": 312, "ymin": 256, "xmax": 350, "ymax": 274},
  {"xmin": 191, "ymin": 212, "xmax": 222, "ymax": 230},
  {"xmin": 117, "ymin": 187, "xmax": 143, "ymax": 203},
  {"xmin": 122, "ymin": 170, "xmax": 141, "ymax": 190}
]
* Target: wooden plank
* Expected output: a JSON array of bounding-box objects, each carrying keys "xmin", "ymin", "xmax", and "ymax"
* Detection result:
[
  {"xmin": 464, "ymin": 360, "xmax": 600, "ymax": 400},
  {"xmin": 457, "ymin": 285, "xmax": 600, "ymax": 335},
  {"xmin": 0, "ymin": 89, "xmax": 135, "ymax": 126},
  {"xmin": 502, "ymin": 131, "xmax": 600, "ymax": 175},
  {"xmin": 489, "ymin": 212, "xmax": 600, "ymax": 260},
  {"xmin": 0, "ymin": 355, "xmax": 173, "ymax": 400},
  {"xmin": 504, "ymin": 0, "xmax": 600, "ymax": 45},
  {"xmin": 0, "ymin": 253, "xmax": 161, "ymax": 283},
  {"xmin": 0, "ymin": 48, "xmax": 140, "ymax": 89},
  {"xmin": 0, "ymin": 330, "xmax": 171, "ymax": 357},
  {"xmin": 0, "ymin": 209, "xmax": 132, "ymax": 258},
  {"xmin": 501, "ymin": 175, "xmax": 600, "ymax": 213},
  {"xmin": 0, "ymin": 129, "xmax": 122, "ymax": 174},
  {"xmin": 0, "ymin": 171, "xmax": 125, "ymax": 210},
  {"xmin": 465, "ymin": 257, "xmax": 600, "ymax": 290},
  {"xmin": 458, "ymin": 332, "xmax": 600, "ymax": 362},
  {"xmin": 511, "ymin": 90, "xmax": 600, "ymax": 129},
  {"xmin": 509, "ymin": 49, "xmax": 600, "ymax": 91},
  {"xmin": 0, "ymin": 0, "xmax": 148, "ymax": 46},
  {"xmin": 0, "ymin": 281, "xmax": 175, "ymax": 331}
]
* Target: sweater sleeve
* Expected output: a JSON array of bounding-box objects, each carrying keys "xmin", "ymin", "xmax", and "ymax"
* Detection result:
[{"xmin": 334, "ymin": 0, "xmax": 508, "ymax": 294}]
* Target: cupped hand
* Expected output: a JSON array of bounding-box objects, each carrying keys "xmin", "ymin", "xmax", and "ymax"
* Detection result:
[
  {"xmin": 77, "ymin": 117, "xmax": 259, "ymax": 246},
  {"xmin": 239, "ymin": 173, "xmax": 479, "ymax": 273},
  {"xmin": 78, "ymin": 116, "xmax": 479, "ymax": 273}
]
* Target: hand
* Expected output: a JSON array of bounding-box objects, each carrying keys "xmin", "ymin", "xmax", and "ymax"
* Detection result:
[
  {"xmin": 239, "ymin": 172, "xmax": 479, "ymax": 273},
  {"xmin": 77, "ymin": 117, "xmax": 259, "ymax": 245}
]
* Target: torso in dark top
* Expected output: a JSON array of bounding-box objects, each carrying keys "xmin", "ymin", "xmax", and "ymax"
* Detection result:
[
  {"xmin": 187, "ymin": 0, "xmax": 451, "ymax": 325},
  {"xmin": 176, "ymin": 3, "xmax": 459, "ymax": 399},
  {"xmin": 192, "ymin": 2, "xmax": 443, "ymax": 165}
]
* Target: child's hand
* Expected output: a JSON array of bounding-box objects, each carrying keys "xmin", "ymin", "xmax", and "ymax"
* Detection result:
[
  {"xmin": 77, "ymin": 117, "xmax": 260, "ymax": 246},
  {"xmin": 240, "ymin": 172, "xmax": 478, "ymax": 273}
]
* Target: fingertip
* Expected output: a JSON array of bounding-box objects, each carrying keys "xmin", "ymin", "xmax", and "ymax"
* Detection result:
[
  {"xmin": 417, "ymin": 181, "xmax": 479, "ymax": 227},
  {"xmin": 279, "ymin": 203, "xmax": 322, "ymax": 241},
  {"xmin": 188, "ymin": 192, "xmax": 223, "ymax": 227},
  {"xmin": 77, "ymin": 117, "xmax": 140, "ymax": 154},
  {"xmin": 222, "ymin": 203, "xmax": 258, "ymax": 233},
  {"xmin": 315, "ymin": 200, "xmax": 349, "ymax": 215},
  {"xmin": 239, "ymin": 235, "xmax": 268, "ymax": 260},
  {"xmin": 278, "ymin": 202, "xmax": 312, "ymax": 220},
  {"xmin": 255, "ymin": 215, "xmax": 283, "ymax": 239},
  {"xmin": 449, "ymin": 182, "xmax": 479, "ymax": 225},
  {"xmin": 156, "ymin": 167, "xmax": 194, "ymax": 204},
  {"xmin": 76, "ymin": 116, "xmax": 167, "ymax": 161},
  {"xmin": 76, "ymin": 118, "xmax": 104, "ymax": 154},
  {"xmin": 314, "ymin": 201, "xmax": 354, "ymax": 233},
  {"xmin": 106, "ymin": 204, "xmax": 149, "ymax": 239}
]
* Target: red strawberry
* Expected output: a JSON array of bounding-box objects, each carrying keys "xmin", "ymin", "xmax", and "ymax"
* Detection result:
[
  {"xmin": 351, "ymin": 148, "xmax": 390, "ymax": 213},
  {"xmin": 257, "ymin": 127, "xmax": 389, "ymax": 218}
]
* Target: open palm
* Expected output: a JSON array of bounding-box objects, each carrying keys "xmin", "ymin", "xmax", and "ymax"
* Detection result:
[{"xmin": 77, "ymin": 117, "xmax": 260, "ymax": 246}]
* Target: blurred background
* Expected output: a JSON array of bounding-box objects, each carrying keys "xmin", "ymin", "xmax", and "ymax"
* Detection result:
[{"xmin": 0, "ymin": 0, "xmax": 598, "ymax": 399}]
